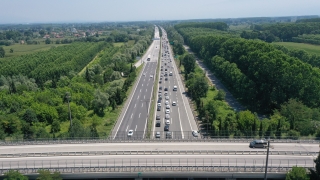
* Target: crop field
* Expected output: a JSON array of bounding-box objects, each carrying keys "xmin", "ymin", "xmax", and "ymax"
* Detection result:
[
  {"xmin": 273, "ymin": 42, "xmax": 320, "ymax": 56},
  {"xmin": 2, "ymin": 43, "xmax": 67, "ymax": 58}
]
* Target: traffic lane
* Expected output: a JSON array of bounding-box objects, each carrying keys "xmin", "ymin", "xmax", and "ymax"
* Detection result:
[
  {"xmin": 115, "ymin": 64, "xmax": 153, "ymax": 137},
  {"xmin": 169, "ymin": 43, "xmax": 198, "ymax": 132},
  {"xmin": 116, "ymin": 60, "xmax": 156, "ymax": 138},
  {"xmin": 1, "ymin": 143, "xmax": 317, "ymax": 154},
  {"xmin": 0, "ymin": 155, "xmax": 314, "ymax": 168}
]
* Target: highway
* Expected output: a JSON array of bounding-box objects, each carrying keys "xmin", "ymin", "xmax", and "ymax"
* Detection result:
[
  {"xmin": 111, "ymin": 26, "xmax": 161, "ymax": 139},
  {"xmin": 152, "ymin": 28, "xmax": 198, "ymax": 140}
]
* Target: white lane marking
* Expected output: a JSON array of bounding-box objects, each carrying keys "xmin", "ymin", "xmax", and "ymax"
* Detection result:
[
  {"xmin": 131, "ymin": 113, "xmax": 133, "ymax": 119},
  {"xmin": 139, "ymin": 113, "xmax": 141, "ymax": 118},
  {"xmin": 135, "ymin": 125, "xmax": 137, "ymax": 131},
  {"xmin": 134, "ymin": 104, "xmax": 136, "ymax": 108},
  {"xmin": 178, "ymin": 107, "xmax": 184, "ymax": 139},
  {"xmin": 142, "ymin": 84, "xmax": 143, "ymax": 86},
  {"xmin": 142, "ymin": 103, "xmax": 143, "ymax": 107},
  {"xmin": 126, "ymin": 125, "xmax": 129, "ymax": 132},
  {"xmin": 147, "ymin": 83, "xmax": 149, "ymax": 86},
  {"xmin": 140, "ymin": 89, "xmax": 141, "ymax": 92},
  {"xmin": 144, "ymin": 95, "xmax": 145, "ymax": 99},
  {"xmin": 137, "ymin": 95, "xmax": 139, "ymax": 99},
  {"xmin": 146, "ymin": 89, "xmax": 148, "ymax": 92},
  {"xmin": 114, "ymin": 62, "xmax": 147, "ymax": 139}
]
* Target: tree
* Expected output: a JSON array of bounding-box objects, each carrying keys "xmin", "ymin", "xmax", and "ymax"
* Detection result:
[
  {"xmin": 22, "ymin": 109, "xmax": 38, "ymax": 124},
  {"xmin": 51, "ymin": 120, "xmax": 61, "ymax": 138},
  {"xmin": 182, "ymin": 54, "xmax": 196, "ymax": 79},
  {"xmin": 310, "ymin": 151, "xmax": 320, "ymax": 180},
  {"xmin": 37, "ymin": 169, "xmax": 62, "ymax": 180},
  {"xmin": 85, "ymin": 67, "xmax": 91, "ymax": 82},
  {"xmin": 4, "ymin": 170, "xmax": 28, "ymax": 180},
  {"xmin": 45, "ymin": 38, "xmax": 51, "ymax": 44},
  {"xmin": 286, "ymin": 166, "xmax": 309, "ymax": 180},
  {"xmin": 92, "ymin": 90, "xmax": 109, "ymax": 115},
  {"xmin": 0, "ymin": 46, "xmax": 5, "ymax": 58},
  {"xmin": 9, "ymin": 48, "xmax": 13, "ymax": 53},
  {"xmin": 215, "ymin": 89, "xmax": 226, "ymax": 101}
]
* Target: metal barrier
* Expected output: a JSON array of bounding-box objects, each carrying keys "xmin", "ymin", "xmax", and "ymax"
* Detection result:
[
  {"xmin": 1, "ymin": 137, "xmax": 319, "ymax": 146},
  {"xmin": 0, "ymin": 150, "xmax": 317, "ymax": 158},
  {"xmin": 0, "ymin": 158, "xmax": 313, "ymax": 174}
]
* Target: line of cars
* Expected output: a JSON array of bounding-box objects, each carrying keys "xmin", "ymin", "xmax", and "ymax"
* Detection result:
[{"xmin": 154, "ymin": 34, "xmax": 178, "ymax": 139}]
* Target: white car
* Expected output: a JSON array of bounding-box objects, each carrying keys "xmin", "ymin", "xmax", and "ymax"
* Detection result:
[
  {"xmin": 157, "ymin": 103, "xmax": 161, "ymax": 107},
  {"xmin": 165, "ymin": 109, "xmax": 170, "ymax": 114},
  {"xmin": 128, "ymin": 130, "xmax": 133, "ymax": 137},
  {"xmin": 165, "ymin": 96, "xmax": 169, "ymax": 100},
  {"xmin": 192, "ymin": 130, "xmax": 198, "ymax": 137},
  {"xmin": 165, "ymin": 101, "xmax": 169, "ymax": 105},
  {"xmin": 166, "ymin": 105, "xmax": 170, "ymax": 109},
  {"xmin": 165, "ymin": 114, "xmax": 170, "ymax": 119},
  {"xmin": 143, "ymin": 73, "xmax": 146, "ymax": 76},
  {"xmin": 164, "ymin": 92, "xmax": 168, "ymax": 96},
  {"xmin": 150, "ymin": 75, "xmax": 153, "ymax": 78},
  {"xmin": 166, "ymin": 120, "xmax": 170, "ymax": 125},
  {"xmin": 172, "ymin": 101, "xmax": 176, "ymax": 106}
]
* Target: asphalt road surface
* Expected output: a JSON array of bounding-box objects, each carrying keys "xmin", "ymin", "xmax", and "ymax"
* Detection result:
[
  {"xmin": 0, "ymin": 142, "xmax": 317, "ymax": 154},
  {"xmin": 152, "ymin": 28, "xmax": 198, "ymax": 140},
  {"xmin": 112, "ymin": 27, "xmax": 160, "ymax": 139}
]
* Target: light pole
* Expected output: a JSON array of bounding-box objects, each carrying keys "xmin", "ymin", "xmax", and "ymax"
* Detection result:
[
  {"xmin": 264, "ymin": 139, "xmax": 274, "ymax": 180},
  {"xmin": 65, "ymin": 92, "xmax": 72, "ymax": 128}
]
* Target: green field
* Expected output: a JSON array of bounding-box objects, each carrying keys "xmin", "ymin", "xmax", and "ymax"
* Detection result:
[
  {"xmin": 2, "ymin": 43, "xmax": 67, "ymax": 58},
  {"xmin": 273, "ymin": 42, "xmax": 320, "ymax": 56}
]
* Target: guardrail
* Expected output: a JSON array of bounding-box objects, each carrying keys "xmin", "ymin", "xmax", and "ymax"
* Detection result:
[
  {"xmin": 0, "ymin": 150, "xmax": 317, "ymax": 158},
  {"xmin": 0, "ymin": 158, "xmax": 314, "ymax": 174},
  {"xmin": 1, "ymin": 137, "xmax": 319, "ymax": 146}
]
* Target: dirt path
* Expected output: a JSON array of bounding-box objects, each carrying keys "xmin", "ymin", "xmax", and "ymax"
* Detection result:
[{"xmin": 183, "ymin": 45, "xmax": 246, "ymax": 113}]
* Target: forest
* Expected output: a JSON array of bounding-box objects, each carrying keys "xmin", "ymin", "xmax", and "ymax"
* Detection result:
[
  {"xmin": 0, "ymin": 24, "xmax": 154, "ymax": 140},
  {"xmin": 170, "ymin": 21, "xmax": 320, "ymax": 138}
]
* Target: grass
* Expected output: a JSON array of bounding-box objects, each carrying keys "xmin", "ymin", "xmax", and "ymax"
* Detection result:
[
  {"xmin": 2, "ymin": 43, "xmax": 67, "ymax": 58},
  {"xmin": 273, "ymin": 42, "xmax": 320, "ymax": 56},
  {"xmin": 113, "ymin": 40, "xmax": 135, "ymax": 47}
]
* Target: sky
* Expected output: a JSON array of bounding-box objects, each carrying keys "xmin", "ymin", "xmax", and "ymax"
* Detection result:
[{"xmin": 1, "ymin": 0, "xmax": 319, "ymax": 24}]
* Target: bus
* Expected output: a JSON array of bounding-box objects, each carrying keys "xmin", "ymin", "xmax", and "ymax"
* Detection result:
[{"xmin": 147, "ymin": 54, "xmax": 151, "ymax": 61}]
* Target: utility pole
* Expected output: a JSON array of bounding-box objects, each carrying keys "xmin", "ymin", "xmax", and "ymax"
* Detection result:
[
  {"xmin": 264, "ymin": 139, "xmax": 274, "ymax": 180},
  {"xmin": 65, "ymin": 92, "xmax": 72, "ymax": 128}
]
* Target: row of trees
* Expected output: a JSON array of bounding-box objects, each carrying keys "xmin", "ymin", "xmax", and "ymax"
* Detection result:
[
  {"xmin": 173, "ymin": 23, "xmax": 320, "ymax": 137},
  {"xmin": 292, "ymin": 34, "xmax": 320, "ymax": 45},
  {"xmin": 0, "ymin": 27, "xmax": 153, "ymax": 140},
  {"xmin": 3, "ymin": 169, "xmax": 62, "ymax": 180},
  {"xmin": 242, "ymin": 21, "xmax": 320, "ymax": 42},
  {"xmin": 164, "ymin": 26, "xmax": 185, "ymax": 55},
  {"xmin": 273, "ymin": 44, "xmax": 320, "ymax": 68},
  {"xmin": 0, "ymin": 42, "xmax": 109, "ymax": 88}
]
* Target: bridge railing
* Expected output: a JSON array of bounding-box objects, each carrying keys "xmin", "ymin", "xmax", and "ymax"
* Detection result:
[
  {"xmin": 0, "ymin": 158, "xmax": 314, "ymax": 174},
  {"xmin": 1, "ymin": 135, "xmax": 319, "ymax": 146}
]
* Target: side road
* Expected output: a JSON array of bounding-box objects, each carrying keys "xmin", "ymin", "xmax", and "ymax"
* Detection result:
[{"xmin": 183, "ymin": 45, "xmax": 246, "ymax": 113}]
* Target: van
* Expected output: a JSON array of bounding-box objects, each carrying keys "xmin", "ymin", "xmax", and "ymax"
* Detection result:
[
  {"xmin": 169, "ymin": 72, "xmax": 172, "ymax": 76},
  {"xmin": 173, "ymin": 86, "xmax": 177, "ymax": 91},
  {"xmin": 249, "ymin": 140, "xmax": 268, "ymax": 148}
]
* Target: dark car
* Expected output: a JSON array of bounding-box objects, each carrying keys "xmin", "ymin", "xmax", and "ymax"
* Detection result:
[
  {"xmin": 165, "ymin": 77, "xmax": 168, "ymax": 81},
  {"xmin": 156, "ymin": 115, "xmax": 161, "ymax": 120},
  {"xmin": 249, "ymin": 140, "xmax": 267, "ymax": 148},
  {"xmin": 159, "ymin": 86, "xmax": 162, "ymax": 90},
  {"xmin": 164, "ymin": 87, "xmax": 168, "ymax": 91},
  {"xmin": 157, "ymin": 106, "xmax": 161, "ymax": 111},
  {"xmin": 166, "ymin": 132, "xmax": 172, "ymax": 139},
  {"xmin": 159, "ymin": 80, "xmax": 162, "ymax": 84},
  {"xmin": 156, "ymin": 121, "xmax": 161, "ymax": 127},
  {"xmin": 157, "ymin": 99, "xmax": 161, "ymax": 103},
  {"xmin": 164, "ymin": 125, "xmax": 169, "ymax": 131}
]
